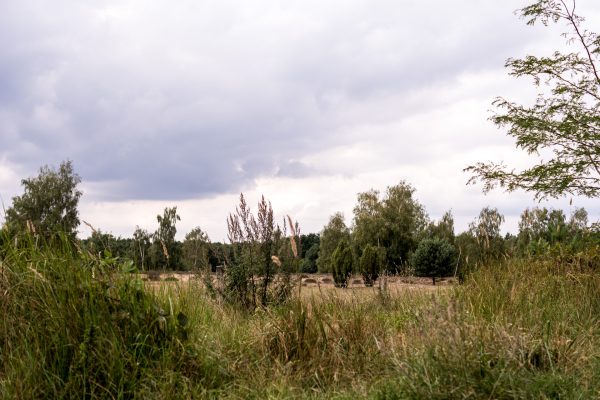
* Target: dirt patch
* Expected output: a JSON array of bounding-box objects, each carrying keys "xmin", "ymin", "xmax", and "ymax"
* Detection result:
[{"xmin": 140, "ymin": 272, "xmax": 457, "ymax": 293}]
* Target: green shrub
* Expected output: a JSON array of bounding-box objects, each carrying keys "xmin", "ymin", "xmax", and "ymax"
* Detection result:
[
  {"xmin": 331, "ymin": 241, "xmax": 353, "ymax": 288},
  {"xmin": 360, "ymin": 244, "xmax": 382, "ymax": 286},
  {"xmin": 300, "ymin": 243, "xmax": 319, "ymax": 273},
  {"xmin": 411, "ymin": 238, "xmax": 457, "ymax": 284}
]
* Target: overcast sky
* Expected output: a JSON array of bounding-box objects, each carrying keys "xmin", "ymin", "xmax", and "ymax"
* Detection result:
[{"xmin": 1, "ymin": 0, "xmax": 599, "ymax": 241}]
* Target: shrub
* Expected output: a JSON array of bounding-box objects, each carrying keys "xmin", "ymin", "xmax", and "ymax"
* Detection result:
[
  {"xmin": 207, "ymin": 194, "xmax": 299, "ymax": 309},
  {"xmin": 411, "ymin": 238, "xmax": 457, "ymax": 285},
  {"xmin": 299, "ymin": 243, "xmax": 319, "ymax": 273},
  {"xmin": 331, "ymin": 241, "xmax": 353, "ymax": 288},
  {"xmin": 359, "ymin": 244, "xmax": 381, "ymax": 286}
]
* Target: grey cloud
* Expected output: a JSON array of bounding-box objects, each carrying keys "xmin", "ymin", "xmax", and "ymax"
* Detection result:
[{"xmin": 0, "ymin": 0, "xmax": 585, "ymax": 201}]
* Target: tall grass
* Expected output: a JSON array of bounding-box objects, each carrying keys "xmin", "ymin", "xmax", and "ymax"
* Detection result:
[
  {"xmin": 0, "ymin": 234, "xmax": 197, "ymax": 398},
  {"xmin": 1, "ymin": 234, "xmax": 599, "ymax": 398}
]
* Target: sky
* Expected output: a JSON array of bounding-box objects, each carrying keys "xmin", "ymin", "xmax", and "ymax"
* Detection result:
[{"xmin": 0, "ymin": 0, "xmax": 599, "ymax": 242}]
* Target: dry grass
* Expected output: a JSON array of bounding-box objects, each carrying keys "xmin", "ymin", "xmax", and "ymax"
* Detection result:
[{"xmin": 4, "ymin": 235, "xmax": 598, "ymax": 399}]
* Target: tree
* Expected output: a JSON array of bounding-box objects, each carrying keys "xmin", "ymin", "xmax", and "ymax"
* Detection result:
[
  {"xmin": 466, "ymin": 0, "xmax": 600, "ymax": 199},
  {"xmin": 352, "ymin": 189, "xmax": 385, "ymax": 251},
  {"xmin": 317, "ymin": 212, "xmax": 351, "ymax": 273},
  {"xmin": 359, "ymin": 244, "xmax": 382, "ymax": 287},
  {"xmin": 411, "ymin": 238, "xmax": 457, "ymax": 285},
  {"xmin": 4, "ymin": 160, "xmax": 82, "ymax": 240},
  {"xmin": 131, "ymin": 226, "xmax": 151, "ymax": 270},
  {"xmin": 352, "ymin": 182, "xmax": 429, "ymax": 274},
  {"xmin": 300, "ymin": 243, "xmax": 319, "ymax": 273},
  {"xmin": 518, "ymin": 207, "xmax": 568, "ymax": 245},
  {"xmin": 151, "ymin": 207, "xmax": 181, "ymax": 269},
  {"xmin": 299, "ymin": 233, "xmax": 320, "ymax": 258},
  {"xmin": 469, "ymin": 207, "xmax": 506, "ymax": 264},
  {"xmin": 427, "ymin": 210, "xmax": 456, "ymax": 244},
  {"xmin": 518, "ymin": 206, "xmax": 590, "ymax": 254},
  {"xmin": 181, "ymin": 227, "xmax": 211, "ymax": 270},
  {"xmin": 331, "ymin": 241, "xmax": 353, "ymax": 288}
]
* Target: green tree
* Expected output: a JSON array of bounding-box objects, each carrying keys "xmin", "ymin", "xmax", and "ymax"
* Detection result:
[
  {"xmin": 427, "ymin": 210, "xmax": 455, "ymax": 244},
  {"xmin": 469, "ymin": 207, "xmax": 506, "ymax": 264},
  {"xmin": 300, "ymin": 243, "xmax": 319, "ymax": 273},
  {"xmin": 131, "ymin": 226, "xmax": 151, "ymax": 270},
  {"xmin": 411, "ymin": 238, "xmax": 457, "ymax": 285},
  {"xmin": 352, "ymin": 189, "xmax": 384, "ymax": 251},
  {"xmin": 359, "ymin": 244, "xmax": 382, "ymax": 287},
  {"xmin": 466, "ymin": 0, "xmax": 600, "ymax": 199},
  {"xmin": 518, "ymin": 206, "xmax": 591, "ymax": 255},
  {"xmin": 380, "ymin": 182, "xmax": 428, "ymax": 273},
  {"xmin": 81, "ymin": 232, "xmax": 133, "ymax": 269},
  {"xmin": 181, "ymin": 227, "xmax": 211, "ymax": 270},
  {"xmin": 331, "ymin": 241, "xmax": 353, "ymax": 288},
  {"xmin": 4, "ymin": 160, "xmax": 82, "ymax": 241},
  {"xmin": 317, "ymin": 212, "xmax": 350, "ymax": 273},
  {"xmin": 299, "ymin": 233, "xmax": 320, "ymax": 258},
  {"xmin": 352, "ymin": 182, "xmax": 428, "ymax": 274},
  {"xmin": 151, "ymin": 207, "xmax": 181, "ymax": 269}
]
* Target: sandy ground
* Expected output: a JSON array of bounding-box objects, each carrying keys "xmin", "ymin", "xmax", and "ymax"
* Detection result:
[{"xmin": 140, "ymin": 271, "xmax": 456, "ymax": 292}]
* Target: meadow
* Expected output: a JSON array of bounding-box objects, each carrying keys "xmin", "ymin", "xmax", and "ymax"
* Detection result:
[{"xmin": 1, "ymin": 235, "xmax": 599, "ymax": 399}]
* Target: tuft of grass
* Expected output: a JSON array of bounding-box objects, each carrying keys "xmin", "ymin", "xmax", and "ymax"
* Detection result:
[{"xmin": 0, "ymin": 234, "xmax": 197, "ymax": 398}]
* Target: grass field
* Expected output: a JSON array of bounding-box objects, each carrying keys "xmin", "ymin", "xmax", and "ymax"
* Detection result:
[{"xmin": 1, "ymin": 239, "xmax": 599, "ymax": 398}]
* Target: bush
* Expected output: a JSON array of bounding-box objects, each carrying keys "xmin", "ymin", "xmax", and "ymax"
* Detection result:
[
  {"xmin": 299, "ymin": 243, "xmax": 319, "ymax": 273},
  {"xmin": 331, "ymin": 241, "xmax": 353, "ymax": 288},
  {"xmin": 359, "ymin": 244, "xmax": 381, "ymax": 286},
  {"xmin": 411, "ymin": 238, "xmax": 457, "ymax": 284}
]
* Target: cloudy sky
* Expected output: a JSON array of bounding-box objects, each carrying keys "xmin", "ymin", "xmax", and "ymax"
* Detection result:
[{"xmin": 1, "ymin": 0, "xmax": 599, "ymax": 241}]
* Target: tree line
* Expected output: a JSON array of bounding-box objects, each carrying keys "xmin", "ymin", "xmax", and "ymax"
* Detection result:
[{"xmin": 1, "ymin": 161, "xmax": 597, "ymax": 288}]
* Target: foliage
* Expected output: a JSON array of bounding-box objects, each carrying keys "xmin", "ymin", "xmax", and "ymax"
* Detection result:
[
  {"xmin": 81, "ymin": 230, "xmax": 133, "ymax": 262},
  {"xmin": 466, "ymin": 0, "xmax": 600, "ymax": 199},
  {"xmin": 131, "ymin": 226, "xmax": 151, "ymax": 271},
  {"xmin": 207, "ymin": 242, "xmax": 232, "ymax": 271},
  {"xmin": 300, "ymin": 243, "xmax": 319, "ymax": 273},
  {"xmin": 411, "ymin": 237, "xmax": 457, "ymax": 284},
  {"xmin": 352, "ymin": 189, "xmax": 384, "ymax": 251},
  {"xmin": 469, "ymin": 207, "xmax": 506, "ymax": 263},
  {"xmin": 217, "ymin": 194, "xmax": 297, "ymax": 309},
  {"xmin": 516, "ymin": 206, "xmax": 600, "ymax": 268},
  {"xmin": 4, "ymin": 160, "xmax": 82, "ymax": 242},
  {"xmin": 453, "ymin": 208, "xmax": 506, "ymax": 280},
  {"xmin": 353, "ymin": 182, "xmax": 429, "ymax": 274},
  {"xmin": 427, "ymin": 210, "xmax": 455, "ymax": 244},
  {"xmin": 0, "ymin": 233, "xmax": 190, "ymax": 398},
  {"xmin": 317, "ymin": 212, "xmax": 350, "ymax": 273},
  {"xmin": 331, "ymin": 240, "xmax": 353, "ymax": 288},
  {"xmin": 181, "ymin": 226, "xmax": 211, "ymax": 271},
  {"xmin": 359, "ymin": 244, "xmax": 382, "ymax": 286},
  {"xmin": 299, "ymin": 233, "xmax": 320, "ymax": 259},
  {"xmin": 298, "ymin": 233, "xmax": 320, "ymax": 273},
  {"xmin": 150, "ymin": 207, "xmax": 181, "ymax": 269}
]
